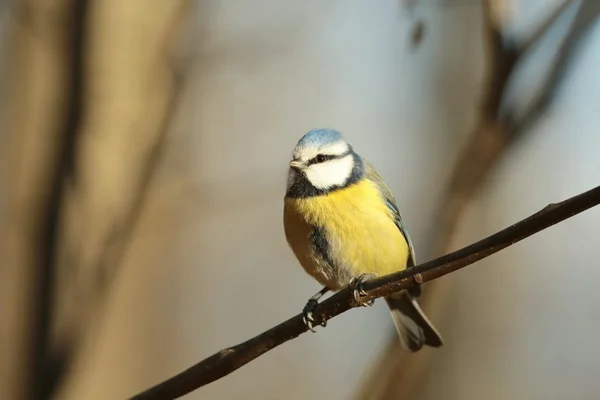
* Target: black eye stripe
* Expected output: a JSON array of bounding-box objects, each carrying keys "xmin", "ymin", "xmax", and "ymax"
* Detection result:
[
  {"xmin": 308, "ymin": 151, "xmax": 350, "ymax": 165},
  {"xmin": 308, "ymin": 154, "xmax": 334, "ymax": 165},
  {"xmin": 285, "ymin": 150, "xmax": 364, "ymax": 198}
]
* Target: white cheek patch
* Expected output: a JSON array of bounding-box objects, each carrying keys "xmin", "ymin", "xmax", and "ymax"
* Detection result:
[{"xmin": 305, "ymin": 155, "xmax": 354, "ymax": 190}]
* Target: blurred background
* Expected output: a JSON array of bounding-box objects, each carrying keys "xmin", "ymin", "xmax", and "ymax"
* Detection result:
[{"xmin": 1, "ymin": 0, "xmax": 600, "ymax": 399}]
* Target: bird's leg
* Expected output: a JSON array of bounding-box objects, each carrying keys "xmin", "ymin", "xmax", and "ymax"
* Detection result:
[
  {"xmin": 302, "ymin": 286, "xmax": 330, "ymax": 332},
  {"xmin": 349, "ymin": 273, "xmax": 377, "ymax": 307}
]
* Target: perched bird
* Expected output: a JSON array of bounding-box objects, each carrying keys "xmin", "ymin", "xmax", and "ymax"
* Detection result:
[{"xmin": 283, "ymin": 128, "xmax": 443, "ymax": 351}]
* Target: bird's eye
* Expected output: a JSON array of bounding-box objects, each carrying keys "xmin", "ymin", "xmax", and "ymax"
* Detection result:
[{"xmin": 316, "ymin": 154, "xmax": 327, "ymax": 163}]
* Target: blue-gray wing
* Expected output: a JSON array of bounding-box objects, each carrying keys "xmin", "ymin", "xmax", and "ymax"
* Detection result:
[{"xmin": 363, "ymin": 159, "xmax": 420, "ymax": 296}]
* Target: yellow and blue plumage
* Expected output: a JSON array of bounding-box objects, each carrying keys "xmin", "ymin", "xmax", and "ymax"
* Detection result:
[{"xmin": 283, "ymin": 128, "xmax": 443, "ymax": 351}]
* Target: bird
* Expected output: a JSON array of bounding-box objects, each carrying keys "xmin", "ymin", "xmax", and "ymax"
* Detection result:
[{"xmin": 283, "ymin": 128, "xmax": 443, "ymax": 351}]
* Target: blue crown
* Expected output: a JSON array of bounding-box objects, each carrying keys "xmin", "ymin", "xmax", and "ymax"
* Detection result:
[{"xmin": 297, "ymin": 128, "xmax": 343, "ymax": 148}]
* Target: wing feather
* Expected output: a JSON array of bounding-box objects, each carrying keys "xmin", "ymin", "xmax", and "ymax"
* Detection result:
[{"xmin": 363, "ymin": 159, "xmax": 421, "ymax": 296}]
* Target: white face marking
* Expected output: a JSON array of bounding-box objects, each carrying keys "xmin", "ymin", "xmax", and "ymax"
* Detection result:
[
  {"xmin": 288, "ymin": 139, "xmax": 355, "ymax": 191},
  {"xmin": 304, "ymin": 154, "xmax": 354, "ymax": 189}
]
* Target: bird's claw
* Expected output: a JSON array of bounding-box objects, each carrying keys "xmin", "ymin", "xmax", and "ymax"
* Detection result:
[
  {"xmin": 302, "ymin": 315, "xmax": 316, "ymax": 333},
  {"xmin": 302, "ymin": 298, "xmax": 326, "ymax": 332},
  {"xmin": 350, "ymin": 274, "xmax": 376, "ymax": 307}
]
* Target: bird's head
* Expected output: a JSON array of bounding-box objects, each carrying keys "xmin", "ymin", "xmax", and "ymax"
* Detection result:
[{"xmin": 286, "ymin": 128, "xmax": 363, "ymax": 197}]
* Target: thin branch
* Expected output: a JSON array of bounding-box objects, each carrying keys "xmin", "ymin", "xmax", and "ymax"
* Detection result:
[
  {"xmin": 514, "ymin": 0, "xmax": 600, "ymax": 133},
  {"xmin": 357, "ymin": 1, "xmax": 596, "ymax": 399},
  {"xmin": 517, "ymin": 0, "xmax": 575, "ymax": 57},
  {"xmin": 29, "ymin": 1, "xmax": 89, "ymax": 399},
  {"xmin": 433, "ymin": 0, "xmax": 589, "ymax": 259},
  {"xmin": 130, "ymin": 184, "xmax": 600, "ymax": 400},
  {"xmin": 480, "ymin": 0, "xmax": 519, "ymax": 120},
  {"xmin": 356, "ymin": 3, "xmax": 523, "ymax": 397},
  {"xmin": 429, "ymin": 0, "xmax": 520, "ymax": 256}
]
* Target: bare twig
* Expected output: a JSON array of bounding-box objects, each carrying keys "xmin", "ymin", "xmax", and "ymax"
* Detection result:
[
  {"xmin": 518, "ymin": 0, "xmax": 575, "ymax": 57},
  {"xmin": 357, "ymin": 1, "xmax": 596, "ymax": 398},
  {"xmin": 435, "ymin": 0, "xmax": 589, "ymax": 258},
  {"xmin": 514, "ymin": 0, "xmax": 600, "ymax": 133},
  {"xmin": 130, "ymin": 184, "xmax": 600, "ymax": 400},
  {"xmin": 356, "ymin": 3, "xmax": 522, "ymax": 397}
]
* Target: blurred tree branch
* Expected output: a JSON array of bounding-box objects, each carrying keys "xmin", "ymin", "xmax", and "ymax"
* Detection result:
[
  {"xmin": 29, "ymin": 1, "xmax": 89, "ymax": 399},
  {"xmin": 49, "ymin": 0, "xmax": 194, "ymax": 397},
  {"xmin": 0, "ymin": 1, "xmax": 193, "ymax": 399},
  {"xmin": 0, "ymin": 2, "xmax": 86, "ymax": 399},
  {"xmin": 438, "ymin": 0, "xmax": 599, "ymax": 246},
  {"xmin": 357, "ymin": 1, "xmax": 600, "ymax": 398},
  {"xmin": 130, "ymin": 184, "xmax": 600, "ymax": 400},
  {"xmin": 514, "ymin": 0, "xmax": 600, "ymax": 133},
  {"xmin": 438, "ymin": 0, "xmax": 588, "ymax": 259}
]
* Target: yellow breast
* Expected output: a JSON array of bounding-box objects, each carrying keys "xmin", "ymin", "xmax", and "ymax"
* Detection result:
[{"xmin": 286, "ymin": 179, "xmax": 410, "ymax": 286}]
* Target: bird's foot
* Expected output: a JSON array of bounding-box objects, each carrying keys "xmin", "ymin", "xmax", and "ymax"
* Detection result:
[
  {"xmin": 349, "ymin": 274, "xmax": 377, "ymax": 307},
  {"xmin": 302, "ymin": 298, "xmax": 327, "ymax": 332}
]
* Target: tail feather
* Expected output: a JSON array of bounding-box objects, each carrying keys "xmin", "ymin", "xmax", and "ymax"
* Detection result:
[{"xmin": 385, "ymin": 291, "xmax": 443, "ymax": 352}]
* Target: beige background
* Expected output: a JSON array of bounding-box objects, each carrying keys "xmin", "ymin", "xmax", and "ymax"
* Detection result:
[{"xmin": 2, "ymin": 1, "xmax": 600, "ymax": 399}]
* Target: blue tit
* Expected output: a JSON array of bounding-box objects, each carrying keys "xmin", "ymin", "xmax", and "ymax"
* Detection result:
[{"xmin": 283, "ymin": 128, "xmax": 443, "ymax": 351}]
